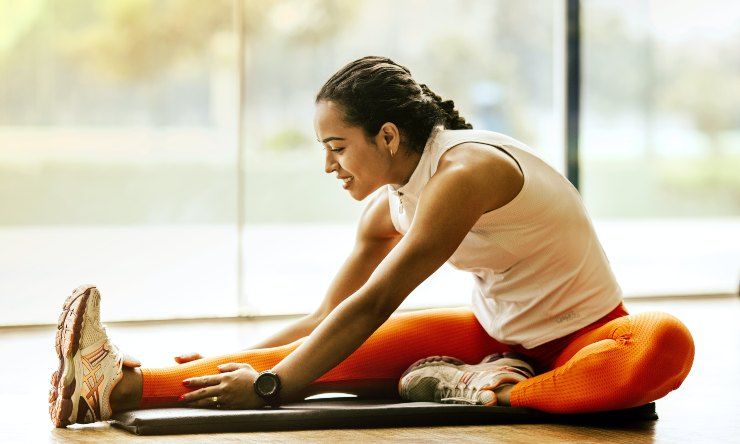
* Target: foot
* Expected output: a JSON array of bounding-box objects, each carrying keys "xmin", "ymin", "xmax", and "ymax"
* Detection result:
[
  {"xmin": 398, "ymin": 354, "xmax": 534, "ymax": 406},
  {"xmin": 49, "ymin": 285, "xmax": 125, "ymax": 427}
]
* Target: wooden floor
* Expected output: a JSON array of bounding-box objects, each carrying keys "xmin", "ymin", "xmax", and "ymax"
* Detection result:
[{"xmin": 1, "ymin": 297, "xmax": 738, "ymax": 443}]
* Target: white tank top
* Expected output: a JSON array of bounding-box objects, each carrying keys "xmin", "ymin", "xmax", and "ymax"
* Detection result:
[{"xmin": 387, "ymin": 126, "xmax": 623, "ymax": 349}]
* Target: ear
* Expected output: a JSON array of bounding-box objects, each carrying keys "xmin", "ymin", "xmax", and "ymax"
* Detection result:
[{"xmin": 377, "ymin": 122, "xmax": 400, "ymax": 156}]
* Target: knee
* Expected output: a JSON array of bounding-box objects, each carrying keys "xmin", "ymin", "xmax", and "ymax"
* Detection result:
[
  {"xmin": 649, "ymin": 313, "xmax": 694, "ymax": 368},
  {"xmin": 629, "ymin": 312, "xmax": 695, "ymax": 391}
]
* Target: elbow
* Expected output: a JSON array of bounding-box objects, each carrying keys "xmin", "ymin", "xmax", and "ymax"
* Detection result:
[
  {"xmin": 335, "ymin": 286, "xmax": 404, "ymax": 327},
  {"xmin": 365, "ymin": 290, "xmax": 402, "ymax": 323}
]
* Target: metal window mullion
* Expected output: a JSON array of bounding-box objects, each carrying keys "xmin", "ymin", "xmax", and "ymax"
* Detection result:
[
  {"xmin": 565, "ymin": 0, "xmax": 581, "ymax": 190},
  {"xmin": 235, "ymin": 0, "xmax": 247, "ymax": 316}
]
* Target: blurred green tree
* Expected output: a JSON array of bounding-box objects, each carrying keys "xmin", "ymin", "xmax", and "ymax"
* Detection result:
[
  {"xmin": 60, "ymin": 0, "xmax": 355, "ymax": 82},
  {"xmin": 658, "ymin": 32, "xmax": 740, "ymax": 159}
]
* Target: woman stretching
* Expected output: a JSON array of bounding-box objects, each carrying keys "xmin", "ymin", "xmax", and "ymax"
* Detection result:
[{"xmin": 49, "ymin": 56, "xmax": 694, "ymax": 427}]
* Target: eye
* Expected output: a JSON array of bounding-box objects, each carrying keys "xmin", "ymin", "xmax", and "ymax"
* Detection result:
[{"xmin": 330, "ymin": 147, "xmax": 345, "ymax": 153}]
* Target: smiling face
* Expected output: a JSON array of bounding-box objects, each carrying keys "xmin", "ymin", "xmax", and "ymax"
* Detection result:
[{"xmin": 314, "ymin": 100, "xmax": 398, "ymax": 201}]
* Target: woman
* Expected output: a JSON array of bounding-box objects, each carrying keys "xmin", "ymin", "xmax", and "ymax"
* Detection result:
[{"xmin": 49, "ymin": 56, "xmax": 694, "ymax": 427}]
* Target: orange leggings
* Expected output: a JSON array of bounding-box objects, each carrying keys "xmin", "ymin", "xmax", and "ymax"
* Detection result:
[{"xmin": 140, "ymin": 303, "xmax": 694, "ymax": 413}]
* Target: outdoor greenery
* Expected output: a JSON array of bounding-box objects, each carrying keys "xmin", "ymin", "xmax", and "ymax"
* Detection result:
[
  {"xmin": 0, "ymin": 0, "xmax": 737, "ymax": 225},
  {"xmin": 1, "ymin": 150, "xmax": 737, "ymax": 225},
  {"xmin": 0, "ymin": 149, "xmax": 365, "ymax": 225}
]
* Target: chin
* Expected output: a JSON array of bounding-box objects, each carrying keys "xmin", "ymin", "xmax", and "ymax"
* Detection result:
[{"xmin": 348, "ymin": 189, "xmax": 366, "ymax": 201}]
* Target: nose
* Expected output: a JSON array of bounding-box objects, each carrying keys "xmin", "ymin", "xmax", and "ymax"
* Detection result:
[{"xmin": 324, "ymin": 149, "xmax": 337, "ymax": 174}]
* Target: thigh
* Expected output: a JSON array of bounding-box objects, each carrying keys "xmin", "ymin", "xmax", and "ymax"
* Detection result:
[
  {"xmin": 549, "ymin": 313, "xmax": 634, "ymax": 369},
  {"xmin": 511, "ymin": 311, "xmax": 694, "ymax": 412},
  {"xmin": 317, "ymin": 306, "xmax": 510, "ymax": 383},
  {"xmin": 551, "ymin": 310, "xmax": 693, "ymax": 369}
]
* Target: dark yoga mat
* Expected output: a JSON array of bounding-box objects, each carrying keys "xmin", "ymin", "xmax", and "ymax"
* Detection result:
[{"xmin": 111, "ymin": 398, "xmax": 658, "ymax": 435}]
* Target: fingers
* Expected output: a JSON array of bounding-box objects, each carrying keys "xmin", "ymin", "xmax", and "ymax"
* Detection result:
[
  {"xmin": 183, "ymin": 374, "xmax": 222, "ymax": 388},
  {"xmin": 122, "ymin": 354, "xmax": 141, "ymax": 368},
  {"xmin": 175, "ymin": 353, "xmax": 203, "ymax": 364},
  {"xmin": 217, "ymin": 363, "xmax": 253, "ymax": 373},
  {"xmin": 180, "ymin": 385, "xmax": 221, "ymax": 404}
]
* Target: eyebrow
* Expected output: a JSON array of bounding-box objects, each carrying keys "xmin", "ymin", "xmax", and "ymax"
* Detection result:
[{"xmin": 318, "ymin": 136, "xmax": 345, "ymax": 143}]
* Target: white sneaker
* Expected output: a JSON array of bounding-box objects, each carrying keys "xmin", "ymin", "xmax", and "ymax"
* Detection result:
[
  {"xmin": 476, "ymin": 352, "xmax": 536, "ymax": 375},
  {"xmin": 398, "ymin": 354, "xmax": 534, "ymax": 406},
  {"xmin": 49, "ymin": 285, "xmax": 124, "ymax": 427},
  {"xmin": 404, "ymin": 353, "xmax": 535, "ymax": 377}
]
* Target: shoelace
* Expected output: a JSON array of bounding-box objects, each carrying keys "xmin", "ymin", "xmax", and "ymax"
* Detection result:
[{"xmin": 439, "ymin": 383, "xmax": 493, "ymax": 405}]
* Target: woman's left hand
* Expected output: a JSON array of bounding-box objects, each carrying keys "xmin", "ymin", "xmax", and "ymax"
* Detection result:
[{"xmin": 181, "ymin": 363, "xmax": 266, "ymax": 410}]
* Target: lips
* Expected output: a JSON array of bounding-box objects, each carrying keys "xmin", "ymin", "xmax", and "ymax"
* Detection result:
[{"xmin": 340, "ymin": 176, "xmax": 354, "ymax": 189}]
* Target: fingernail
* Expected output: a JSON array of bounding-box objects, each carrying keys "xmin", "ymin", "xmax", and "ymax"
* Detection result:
[
  {"xmin": 178, "ymin": 395, "xmax": 185, "ymax": 401},
  {"xmin": 182, "ymin": 380, "xmax": 190, "ymax": 386}
]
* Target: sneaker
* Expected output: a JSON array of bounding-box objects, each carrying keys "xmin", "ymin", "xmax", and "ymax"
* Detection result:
[
  {"xmin": 477, "ymin": 352, "xmax": 536, "ymax": 375},
  {"xmin": 404, "ymin": 352, "xmax": 535, "ymax": 377},
  {"xmin": 398, "ymin": 354, "xmax": 534, "ymax": 406},
  {"xmin": 49, "ymin": 285, "xmax": 124, "ymax": 427}
]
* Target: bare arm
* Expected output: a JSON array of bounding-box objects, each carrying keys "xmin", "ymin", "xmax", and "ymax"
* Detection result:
[
  {"xmin": 244, "ymin": 314, "xmax": 323, "ymax": 350},
  {"xmin": 245, "ymin": 190, "xmax": 401, "ymax": 350},
  {"xmin": 272, "ymin": 168, "xmax": 488, "ymax": 401},
  {"xmin": 177, "ymin": 144, "xmax": 524, "ymax": 408},
  {"xmin": 272, "ymin": 144, "xmax": 523, "ymax": 402}
]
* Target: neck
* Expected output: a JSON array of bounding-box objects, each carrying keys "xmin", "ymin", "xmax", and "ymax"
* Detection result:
[{"xmin": 388, "ymin": 149, "xmax": 422, "ymax": 189}]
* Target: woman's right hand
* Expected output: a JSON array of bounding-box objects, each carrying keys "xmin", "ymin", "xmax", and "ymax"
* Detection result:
[{"xmin": 174, "ymin": 352, "xmax": 203, "ymax": 364}]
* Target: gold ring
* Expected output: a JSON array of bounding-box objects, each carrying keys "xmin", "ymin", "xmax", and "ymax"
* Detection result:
[{"xmin": 210, "ymin": 396, "xmax": 219, "ymax": 404}]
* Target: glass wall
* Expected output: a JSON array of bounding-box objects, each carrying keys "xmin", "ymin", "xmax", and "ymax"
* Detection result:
[
  {"xmin": 0, "ymin": 0, "xmax": 561, "ymax": 324},
  {"xmin": 11, "ymin": 1, "xmax": 730, "ymax": 323},
  {"xmin": 0, "ymin": 1, "xmax": 239, "ymax": 324},
  {"xmin": 582, "ymin": 0, "xmax": 740, "ymax": 296}
]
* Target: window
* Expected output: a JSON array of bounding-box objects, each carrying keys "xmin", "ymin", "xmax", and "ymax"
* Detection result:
[
  {"xmin": 582, "ymin": 0, "xmax": 740, "ymax": 296},
  {"xmin": 10, "ymin": 1, "xmax": 729, "ymax": 325}
]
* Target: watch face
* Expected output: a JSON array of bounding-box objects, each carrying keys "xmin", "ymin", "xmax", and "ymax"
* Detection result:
[{"xmin": 256, "ymin": 374, "xmax": 278, "ymax": 396}]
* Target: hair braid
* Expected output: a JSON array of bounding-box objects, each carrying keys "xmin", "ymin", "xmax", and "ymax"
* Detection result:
[
  {"xmin": 419, "ymin": 84, "xmax": 473, "ymax": 130},
  {"xmin": 316, "ymin": 56, "xmax": 473, "ymax": 154}
]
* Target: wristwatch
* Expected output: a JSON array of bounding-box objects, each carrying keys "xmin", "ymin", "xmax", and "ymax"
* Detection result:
[{"xmin": 253, "ymin": 370, "xmax": 282, "ymax": 407}]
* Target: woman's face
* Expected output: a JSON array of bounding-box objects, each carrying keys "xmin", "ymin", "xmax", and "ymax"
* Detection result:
[{"xmin": 314, "ymin": 100, "xmax": 395, "ymax": 201}]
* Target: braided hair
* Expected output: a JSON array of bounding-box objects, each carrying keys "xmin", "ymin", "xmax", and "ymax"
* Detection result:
[{"xmin": 316, "ymin": 56, "xmax": 472, "ymax": 154}]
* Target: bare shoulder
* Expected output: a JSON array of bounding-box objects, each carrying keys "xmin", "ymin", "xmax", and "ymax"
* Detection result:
[
  {"xmin": 436, "ymin": 142, "xmax": 524, "ymax": 213},
  {"xmin": 357, "ymin": 188, "xmax": 401, "ymax": 241}
]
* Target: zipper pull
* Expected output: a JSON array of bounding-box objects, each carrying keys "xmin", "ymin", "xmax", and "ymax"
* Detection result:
[{"xmin": 398, "ymin": 191, "xmax": 404, "ymax": 214}]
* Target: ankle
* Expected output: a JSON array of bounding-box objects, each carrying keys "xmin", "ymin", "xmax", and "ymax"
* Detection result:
[
  {"xmin": 110, "ymin": 367, "xmax": 143, "ymax": 412},
  {"xmin": 494, "ymin": 384, "xmax": 513, "ymax": 406}
]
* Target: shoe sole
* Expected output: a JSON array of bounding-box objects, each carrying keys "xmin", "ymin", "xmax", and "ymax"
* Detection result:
[{"xmin": 49, "ymin": 285, "xmax": 96, "ymax": 428}]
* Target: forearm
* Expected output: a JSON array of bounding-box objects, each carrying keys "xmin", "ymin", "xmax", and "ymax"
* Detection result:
[
  {"xmin": 245, "ymin": 314, "xmax": 321, "ymax": 350},
  {"xmin": 272, "ymin": 294, "xmax": 387, "ymax": 402}
]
